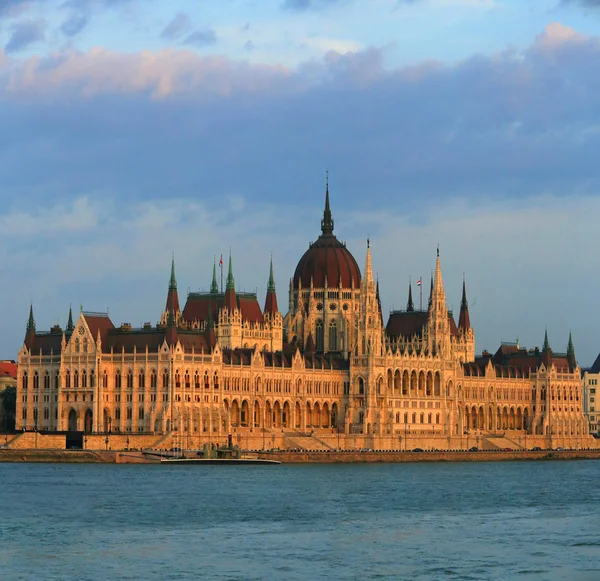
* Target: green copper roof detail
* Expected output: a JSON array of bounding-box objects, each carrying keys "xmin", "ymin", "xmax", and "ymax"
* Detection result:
[
  {"xmin": 226, "ymin": 252, "xmax": 235, "ymax": 290},
  {"xmin": 210, "ymin": 257, "xmax": 219, "ymax": 294},
  {"xmin": 567, "ymin": 331, "xmax": 575, "ymax": 356}
]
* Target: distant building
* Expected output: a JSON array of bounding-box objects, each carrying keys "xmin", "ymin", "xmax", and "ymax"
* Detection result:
[
  {"xmin": 582, "ymin": 355, "xmax": 600, "ymax": 437},
  {"xmin": 0, "ymin": 360, "xmax": 17, "ymax": 432},
  {"xmin": 14, "ymin": 182, "xmax": 595, "ymax": 450}
]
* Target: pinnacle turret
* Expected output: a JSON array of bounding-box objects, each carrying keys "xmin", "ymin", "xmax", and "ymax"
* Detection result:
[
  {"xmin": 226, "ymin": 252, "xmax": 235, "ymax": 290},
  {"xmin": 164, "ymin": 255, "xmax": 180, "ymax": 326},
  {"xmin": 543, "ymin": 328, "xmax": 550, "ymax": 352},
  {"xmin": 567, "ymin": 331, "xmax": 576, "ymax": 370},
  {"xmin": 169, "ymin": 253, "xmax": 177, "ymax": 290},
  {"xmin": 224, "ymin": 251, "xmax": 237, "ymax": 312}
]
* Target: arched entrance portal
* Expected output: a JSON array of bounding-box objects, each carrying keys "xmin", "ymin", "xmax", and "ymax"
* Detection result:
[
  {"xmin": 84, "ymin": 409, "xmax": 93, "ymax": 433},
  {"xmin": 68, "ymin": 409, "xmax": 77, "ymax": 432}
]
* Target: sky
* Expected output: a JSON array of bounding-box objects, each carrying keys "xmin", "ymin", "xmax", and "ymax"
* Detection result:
[{"xmin": 1, "ymin": 0, "xmax": 600, "ymax": 365}]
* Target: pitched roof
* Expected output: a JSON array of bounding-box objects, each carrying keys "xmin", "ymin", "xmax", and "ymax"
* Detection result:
[
  {"xmin": 589, "ymin": 352, "xmax": 600, "ymax": 374},
  {"xmin": 182, "ymin": 292, "xmax": 264, "ymax": 324},
  {"xmin": 386, "ymin": 311, "xmax": 428, "ymax": 339},
  {"xmin": 83, "ymin": 313, "xmax": 115, "ymax": 345},
  {"xmin": 0, "ymin": 361, "xmax": 17, "ymax": 379}
]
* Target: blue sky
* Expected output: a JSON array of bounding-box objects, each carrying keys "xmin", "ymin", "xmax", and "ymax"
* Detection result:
[{"xmin": 1, "ymin": 0, "xmax": 600, "ymax": 364}]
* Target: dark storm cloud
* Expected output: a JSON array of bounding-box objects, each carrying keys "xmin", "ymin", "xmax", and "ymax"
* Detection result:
[{"xmin": 4, "ymin": 18, "xmax": 45, "ymax": 52}]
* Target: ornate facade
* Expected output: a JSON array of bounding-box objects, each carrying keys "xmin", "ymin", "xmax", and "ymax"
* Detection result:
[{"xmin": 15, "ymin": 183, "xmax": 593, "ymax": 450}]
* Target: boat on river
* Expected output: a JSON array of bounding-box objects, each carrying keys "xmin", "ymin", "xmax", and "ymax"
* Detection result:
[{"xmin": 160, "ymin": 457, "xmax": 280, "ymax": 465}]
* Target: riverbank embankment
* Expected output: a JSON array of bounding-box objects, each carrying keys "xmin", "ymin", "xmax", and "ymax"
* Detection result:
[{"xmin": 2, "ymin": 448, "xmax": 600, "ymax": 464}]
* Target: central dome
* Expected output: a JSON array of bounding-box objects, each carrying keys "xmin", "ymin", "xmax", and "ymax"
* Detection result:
[{"xmin": 293, "ymin": 183, "xmax": 362, "ymax": 289}]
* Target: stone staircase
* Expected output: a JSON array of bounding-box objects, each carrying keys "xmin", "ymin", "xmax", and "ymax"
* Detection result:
[
  {"xmin": 150, "ymin": 431, "xmax": 173, "ymax": 450},
  {"xmin": 283, "ymin": 432, "xmax": 332, "ymax": 451},
  {"xmin": 482, "ymin": 436, "xmax": 523, "ymax": 451}
]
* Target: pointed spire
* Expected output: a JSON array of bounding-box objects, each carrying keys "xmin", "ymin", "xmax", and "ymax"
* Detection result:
[
  {"xmin": 66, "ymin": 304, "xmax": 74, "ymax": 332},
  {"xmin": 224, "ymin": 250, "xmax": 237, "ymax": 311},
  {"xmin": 458, "ymin": 277, "xmax": 471, "ymax": 331},
  {"xmin": 320, "ymin": 171, "xmax": 334, "ymax": 235},
  {"xmin": 376, "ymin": 276, "xmax": 383, "ymax": 323},
  {"xmin": 226, "ymin": 251, "xmax": 235, "ymax": 290},
  {"xmin": 169, "ymin": 253, "xmax": 177, "ymax": 290},
  {"xmin": 407, "ymin": 280, "xmax": 414, "ymax": 312},
  {"xmin": 27, "ymin": 303, "xmax": 35, "ymax": 331},
  {"xmin": 567, "ymin": 331, "xmax": 576, "ymax": 370},
  {"xmin": 543, "ymin": 328, "xmax": 550, "ymax": 352},
  {"xmin": 164, "ymin": 256, "xmax": 180, "ymax": 325},
  {"xmin": 567, "ymin": 331, "xmax": 574, "ymax": 356},
  {"xmin": 428, "ymin": 273, "xmax": 434, "ymax": 308},
  {"xmin": 267, "ymin": 255, "xmax": 275, "ymax": 293},
  {"xmin": 264, "ymin": 256, "xmax": 279, "ymax": 315},
  {"xmin": 363, "ymin": 239, "xmax": 374, "ymax": 287},
  {"xmin": 210, "ymin": 257, "xmax": 219, "ymax": 294}
]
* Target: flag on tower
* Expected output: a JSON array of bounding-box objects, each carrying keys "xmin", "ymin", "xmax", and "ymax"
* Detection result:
[
  {"xmin": 416, "ymin": 278, "xmax": 422, "ymax": 286},
  {"xmin": 219, "ymin": 256, "xmax": 223, "ymax": 266}
]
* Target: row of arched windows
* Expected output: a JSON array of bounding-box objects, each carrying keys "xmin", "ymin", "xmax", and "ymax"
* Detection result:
[
  {"xmin": 395, "ymin": 412, "xmax": 441, "ymax": 424},
  {"xmin": 387, "ymin": 369, "xmax": 443, "ymax": 397},
  {"xmin": 315, "ymin": 319, "xmax": 338, "ymax": 352}
]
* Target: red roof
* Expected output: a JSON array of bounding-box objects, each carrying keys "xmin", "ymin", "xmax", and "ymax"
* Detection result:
[
  {"xmin": 182, "ymin": 293, "xmax": 264, "ymax": 324},
  {"xmin": 84, "ymin": 314, "xmax": 115, "ymax": 345},
  {"xmin": 293, "ymin": 234, "xmax": 361, "ymax": 289},
  {"xmin": 0, "ymin": 361, "xmax": 17, "ymax": 378},
  {"xmin": 386, "ymin": 311, "xmax": 428, "ymax": 339}
]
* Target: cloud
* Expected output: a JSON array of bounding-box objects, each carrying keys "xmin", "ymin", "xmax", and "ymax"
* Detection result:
[
  {"xmin": 161, "ymin": 12, "xmax": 191, "ymax": 41},
  {"xmin": 0, "ymin": 0, "xmax": 37, "ymax": 20},
  {"xmin": 184, "ymin": 27, "xmax": 218, "ymax": 47},
  {"xmin": 4, "ymin": 18, "xmax": 45, "ymax": 53},
  {"xmin": 561, "ymin": 0, "xmax": 600, "ymax": 7},
  {"xmin": 282, "ymin": 0, "xmax": 349, "ymax": 10},
  {"xmin": 60, "ymin": 12, "xmax": 89, "ymax": 37},
  {"xmin": 2, "ymin": 23, "xmax": 600, "ymax": 363}
]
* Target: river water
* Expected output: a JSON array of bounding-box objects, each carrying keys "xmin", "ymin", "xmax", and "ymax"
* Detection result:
[{"xmin": 1, "ymin": 460, "xmax": 599, "ymax": 580}]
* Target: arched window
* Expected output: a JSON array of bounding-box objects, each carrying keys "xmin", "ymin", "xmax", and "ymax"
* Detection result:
[
  {"xmin": 315, "ymin": 320, "xmax": 324, "ymax": 352},
  {"xmin": 175, "ymin": 371, "xmax": 181, "ymax": 388},
  {"xmin": 127, "ymin": 370, "xmax": 133, "ymax": 389},
  {"xmin": 22, "ymin": 372, "xmax": 28, "ymax": 390},
  {"xmin": 43, "ymin": 407, "xmax": 49, "ymax": 420},
  {"xmin": 90, "ymin": 370, "xmax": 95, "ymax": 387},
  {"xmin": 115, "ymin": 370, "xmax": 121, "ymax": 389},
  {"xmin": 184, "ymin": 371, "xmax": 190, "ymax": 389},
  {"xmin": 328, "ymin": 320, "xmax": 337, "ymax": 351},
  {"xmin": 83, "ymin": 338, "xmax": 88, "ymax": 352},
  {"xmin": 150, "ymin": 369, "xmax": 157, "ymax": 388},
  {"xmin": 138, "ymin": 408, "xmax": 144, "ymax": 420},
  {"xmin": 162, "ymin": 370, "xmax": 169, "ymax": 388},
  {"xmin": 81, "ymin": 370, "xmax": 87, "ymax": 388},
  {"xmin": 213, "ymin": 372, "xmax": 219, "ymax": 390},
  {"xmin": 74, "ymin": 338, "xmax": 80, "ymax": 353},
  {"xmin": 33, "ymin": 371, "xmax": 39, "ymax": 390},
  {"xmin": 73, "ymin": 370, "xmax": 79, "ymax": 388},
  {"xmin": 103, "ymin": 372, "xmax": 108, "ymax": 388},
  {"xmin": 65, "ymin": 370, "xmax": 71, "ymax": 388},
  {"xmin": 358, "ymin": 378, "xmax": 364, "ymax": 395},
  {"xmin": 420, "ymin": 413, "xmax": 424, "ymax": 424},
  {"xmin": 404, "ymin": 412, "xmax": 408, "ymax": 423},
  {"xmin": 54, "ymin": 372, "xmax": 59, "ymax": 390},
  {"xmin": 126, "ymin": 408, "xmax": 132, "ymax": 420},
  {"xmin": 204, "ymin": 372, "xmax": 209, "ymax": 389},
  {"xmin": 43, "ymin": 371, "xmax": 50, "ymax": 389},
  {"xmin": 412, "ymin": 412, "xmax": 416, "ymax": 423},
  {"xmin": 115, "ymin": 408, "xmax": 121, "ymax": 420},
  {"xmin": 195, "ymin": 371, "xmax": 200, "ymax": 389},
  {"xmin": 139, "ymin": 369, "xmax": 145, "ymax": 389}
]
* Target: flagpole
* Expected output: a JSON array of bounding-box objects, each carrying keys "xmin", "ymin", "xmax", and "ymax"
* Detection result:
[
  {"xmin": 420, "ymin": 276, "xmax": 422, "ymax": 311},
  {"xmin": 220, "ymin": 254, "xmax": 223, "ymax": 294}
]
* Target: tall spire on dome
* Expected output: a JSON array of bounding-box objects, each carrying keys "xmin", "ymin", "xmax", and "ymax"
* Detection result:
[
  {"xmin": 66, "ymin": 304, "xmax": 74, "ymax": 332},
  {"xmin": 210, "ymin": 257, "xmax": 219, "ymax": 294},
  {"xmin": 25, "ymin": 303, "xmax": 36, "ymax": 349},
  {"xmin": 407, "ymin": 280, "xmax": 414, "ymax": 312},
  {"xmin": 458, "ymin": 277, "xmax": 471, "ymax": 332},
  {"xmin": 320, "ymin": 171, "xmax": 334, "ymax": 235},
  {"xmin": 267, "ymin": 255, "xmax": 275, "ymax": 293}
]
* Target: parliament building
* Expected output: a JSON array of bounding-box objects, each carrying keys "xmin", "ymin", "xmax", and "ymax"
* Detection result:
[{"xmin": 14, "ymin": 184, "xmax": 594, "ymax": 451}]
